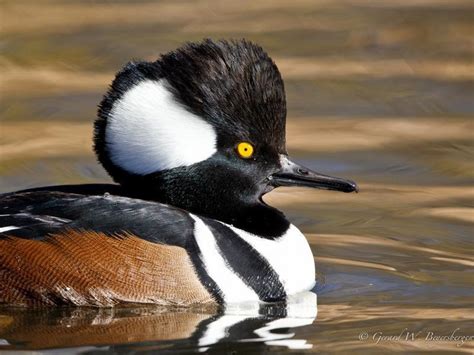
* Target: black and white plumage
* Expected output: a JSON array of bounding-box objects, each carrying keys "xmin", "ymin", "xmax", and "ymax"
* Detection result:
[{"xmin": 0, "ymin": 39, "xmax": 357, "ymax": 307}]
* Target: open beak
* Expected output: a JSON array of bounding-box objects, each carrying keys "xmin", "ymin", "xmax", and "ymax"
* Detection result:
[{"xmin": 269, "ymin": 157, "xmax": 358, "ymax": 193}]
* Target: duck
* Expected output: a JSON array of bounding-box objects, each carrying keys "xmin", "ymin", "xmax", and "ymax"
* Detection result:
[{"xmin": 0, "ymin": 39, "xmax": 357, "ymax": 307}]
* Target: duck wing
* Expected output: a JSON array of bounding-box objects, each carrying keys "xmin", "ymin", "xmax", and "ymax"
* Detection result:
[{"xmin": 0, "ymin": 184, "xmax": 193, "ymax": 245}]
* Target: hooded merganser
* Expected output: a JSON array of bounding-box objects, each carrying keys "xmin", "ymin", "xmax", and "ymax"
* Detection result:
[{"xmin": 0, "ymin": 39, "xmax": 357, "ymax": 307}]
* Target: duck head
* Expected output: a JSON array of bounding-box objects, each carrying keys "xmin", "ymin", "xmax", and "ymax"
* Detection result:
[{"xmin": 94, "ymin": 39, "xmax": 357, "ymax": 238}]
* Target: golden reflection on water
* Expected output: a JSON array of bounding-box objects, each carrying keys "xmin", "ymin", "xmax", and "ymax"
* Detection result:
[
  {"xmin": 0, "ymin": 307, "xmax": 214, "ymax": 349},
  {"xmin": 1, "ymin": 0, "xmax": 473, "ymax": 353},
  {"xmin": 0, "ymin": 293, "xmax": 318, "ymax": 351}
]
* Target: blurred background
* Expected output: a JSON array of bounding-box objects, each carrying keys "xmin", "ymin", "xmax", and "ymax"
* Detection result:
[{"xmin": 1, "ymin": 0, "xmax": 473, "ymax": 353}]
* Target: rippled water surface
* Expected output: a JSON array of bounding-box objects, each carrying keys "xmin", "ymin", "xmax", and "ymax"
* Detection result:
[{"xmin": 1, "ymin": 0, "xmax": 473, "ymax": 353}]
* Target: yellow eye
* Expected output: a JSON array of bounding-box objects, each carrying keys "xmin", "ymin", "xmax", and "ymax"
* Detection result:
[{"xmin": 236, "ymin": 142, "xmax": 254, "ymax": 159}]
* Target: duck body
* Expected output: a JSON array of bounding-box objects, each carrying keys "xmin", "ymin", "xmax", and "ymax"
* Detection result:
[
  {"xmin": 0, "ymin": 39, "xmax": 356, "ymax": 307},
  {"xmin": 0, "ymin": 185, "xmax": 314, "ymax": 307}
]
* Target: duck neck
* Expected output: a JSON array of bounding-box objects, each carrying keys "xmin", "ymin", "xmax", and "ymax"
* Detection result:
[
  {"xmin": 212, "ymin": 202, "xmax": 291, "ymax": 239},
  {"xmin": 123, "ymin": 181, "xmax": 290, "ymax": 239}
]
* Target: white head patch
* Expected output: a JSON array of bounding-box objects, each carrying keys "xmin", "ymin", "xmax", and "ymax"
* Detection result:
[{"xmin": 105, "ymin": 79, "xmax": 217, "ymax": 175}]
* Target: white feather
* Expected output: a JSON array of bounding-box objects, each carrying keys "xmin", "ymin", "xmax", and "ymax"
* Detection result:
[
  {"xmin": 106, "ymin": 79, "xmax": 217, "ymax": 174},
  {"xmin": 0, "ymin": 226, "xmax": 20, "ymax": 233},
  {"xmin": 226, "ymin": 224, "xmax": 316, "ymax": 295},
  {"xmin": 190, "ymin": 215, "xmax": 260, "ymax": 304}
]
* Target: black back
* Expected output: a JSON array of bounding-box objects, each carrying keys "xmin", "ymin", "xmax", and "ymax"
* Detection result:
[{"xmin": 0, "ymin": 185, "xmax": 193, "ymax": 246}]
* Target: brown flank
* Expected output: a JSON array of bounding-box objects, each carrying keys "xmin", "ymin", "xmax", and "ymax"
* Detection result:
[{"xmin": 0, "ymin": 230, "xmax": 216, "ymax": 307}]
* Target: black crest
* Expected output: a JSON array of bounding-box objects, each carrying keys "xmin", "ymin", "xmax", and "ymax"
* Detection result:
[
  {"xmin": 159, "ymin": 39, "xmax": 287, "ymax": 149},
  {"xmin": 94, "ymin": 39, "xmax": 287, "ymax": 184}
]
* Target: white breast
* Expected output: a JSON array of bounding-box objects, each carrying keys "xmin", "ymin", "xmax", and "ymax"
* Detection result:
[
  {"xmin": 227, "ymin": 224, "xmax": 316, "ymax": 295},
  {"xmin": 192, "ymin": 215, "xmax": 315, "ymax": 303}
]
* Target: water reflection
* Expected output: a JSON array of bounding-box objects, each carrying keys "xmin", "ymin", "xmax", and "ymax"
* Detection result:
[{"xmin": 0, "ymin": 292, "xmax": 317, "ymax": 353}]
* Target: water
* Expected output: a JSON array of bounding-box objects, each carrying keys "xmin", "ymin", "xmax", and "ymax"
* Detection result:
[{"xmin": 1, "ymin": 0, "xmax": 473, "ymax": 353}]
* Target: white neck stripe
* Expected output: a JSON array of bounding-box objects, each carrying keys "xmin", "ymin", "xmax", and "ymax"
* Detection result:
[{"xmin": 190, "ymin": 215, "xmax": 259, "ymax": 304}]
